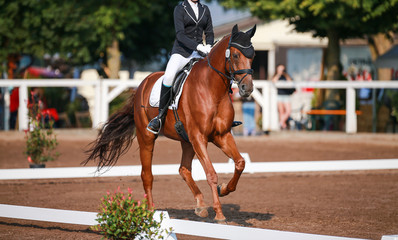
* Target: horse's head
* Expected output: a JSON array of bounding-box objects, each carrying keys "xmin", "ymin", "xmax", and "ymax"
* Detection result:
[{"xmin": 227, "ymin": 24, "xmax": 256, "ymax": 97}]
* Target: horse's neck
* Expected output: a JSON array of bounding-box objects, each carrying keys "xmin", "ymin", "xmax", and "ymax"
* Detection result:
[{"xmin": 204, "ymin": 42, "xmax": 231, "ymax": 98}]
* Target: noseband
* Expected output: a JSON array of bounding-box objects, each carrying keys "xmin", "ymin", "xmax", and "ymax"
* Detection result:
[{"xmin": 207, "ymin": 36, "xmax": 254, "ymax": 92}]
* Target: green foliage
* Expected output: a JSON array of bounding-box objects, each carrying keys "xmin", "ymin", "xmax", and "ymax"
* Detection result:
[
  {"xmin": 120, "ymin": 0, "xmax": 178, "ymax": 64},
  {"xmin": 219, "ymin": 0, "xmax": 398, "ymax": 39},
  {"xmin": 387, "ymin": 90, "xmax": 398, "ymax": 119},
  {"xmin": 43, "ymin": 88, "xmax": 70, "ymax": 113},
  {"xmin": 0, "ymin": 0, "xmax": 97, "ymax": 64},
  {"xmin": 109, "ymin": 90, "xmax": 131, "ymax": 116},
  {"xmin": 24, "ymin": 98, "xmax": 59, "ymax": 164},
  {"xmin": 218, "ymin": 0, "xmax": 398, "ymax": 81},
  {"xmin": 93, "ymin": 187, "xmax": 171, "ymax": 240},
  {"xmin": 0, "ymin": 0, "xmax": 179, "ymax": 65}
]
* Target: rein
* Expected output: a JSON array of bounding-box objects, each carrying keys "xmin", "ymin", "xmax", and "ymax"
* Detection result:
[{"xmin": 207, "ymin": 36, "xmax": 253, "ymax": 93}]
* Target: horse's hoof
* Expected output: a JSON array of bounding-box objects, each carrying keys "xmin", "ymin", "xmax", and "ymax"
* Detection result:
[
  {"xmin": 215, "ymin": 218, "xmax": 227, "ymax": 225},
  {"xmin": 217, "ymin": 183, "xmax": 228, "ymax": 197},
  {"xmin": 195, "ymin": 207, "xmax": 209, "ymax": 218}
]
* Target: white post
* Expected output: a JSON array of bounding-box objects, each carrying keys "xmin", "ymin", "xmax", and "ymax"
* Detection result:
[
  {"xmin": 269, "ymin": 83, "xmax": 279, "ymax": 131},
  {"xmin": 80, "ymin": 69, "xmax": 100, "ymax": 129},
  {"xmin": 346, "ymin": 87, "xmax": 357, "ymax": 133},
  {"xmin": 100, "ymin": 81, "xmax": 109, "ymax": 126},
  {"xmin": 260, "ymin": 82, "xmax": 279, "ymax": 132},
  {"xmin": 93, "ymin": 79, "xmax": 101, "ymax": 128},
  {"xmin": 267, "ymin": 48, "xmax": 276, "ymax": 79},
  {"xmin": 262, "ymin": 84, "xmax": 270, "ymax": 132},
  {"xmin": 4, "ymin": 88, "xmax": 10, "ymax": 130},
  {"xmin": 18, "ymin": 84, "xmax": 29, "ymax": 131}
]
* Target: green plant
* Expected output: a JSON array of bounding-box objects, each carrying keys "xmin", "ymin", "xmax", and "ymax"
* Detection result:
[
  {"xmin": 93, "ymin": 187, "xmax": 170, "ymax": 240},
  {"xmin": 387, "ymin": 90, "xmax": 398, "ymax": 119},
  {"xmin": 24, "ymin": 94, "xmax": 59, "ymax": 165},
  {"xmin": 109, "ymin": 90, "xmax": 131, "ymax": 116}
]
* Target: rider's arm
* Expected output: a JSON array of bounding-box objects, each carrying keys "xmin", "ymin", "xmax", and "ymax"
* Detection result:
[
  {"xmin": 271, "ymin": 74, "xmax": 280, "ymax": 83},
  {"xmin": 283, "ymin": 72, "xmax": 293, "ymax": 81}
]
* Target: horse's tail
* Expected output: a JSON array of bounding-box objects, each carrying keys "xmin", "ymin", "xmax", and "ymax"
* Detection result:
[{"xmin": 83, "ymin": 94, "xmax": 136, "ymax": 170}]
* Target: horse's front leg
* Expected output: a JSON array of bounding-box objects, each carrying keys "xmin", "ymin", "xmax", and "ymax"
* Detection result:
[
  {"xmin": 213, "ymin": 132, "xmax": 245, "ymax": 197},
  {"xmin": 179, "ymin": 141, "xmax": 208, "ymax": 218},
  {"xmin": 191, "ymin": 135, "xmax": 226, "ymax": 223}
]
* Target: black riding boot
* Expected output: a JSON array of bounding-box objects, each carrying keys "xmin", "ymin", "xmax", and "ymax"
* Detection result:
[{"xmin": 147, "ymin": 84, "xmax": 172, "ymax": 134}]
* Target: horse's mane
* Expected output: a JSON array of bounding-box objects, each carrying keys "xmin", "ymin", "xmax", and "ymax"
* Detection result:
[{"xmin": 209, "ymin": 35, "xmax": 230, "ymax": 55}]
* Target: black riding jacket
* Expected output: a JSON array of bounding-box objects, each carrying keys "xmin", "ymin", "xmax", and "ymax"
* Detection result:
[{"xmin": 171, "ymin": 0, "xmax": 214, "ymax": 58}]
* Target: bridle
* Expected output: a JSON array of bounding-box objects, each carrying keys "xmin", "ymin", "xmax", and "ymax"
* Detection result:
[{"xmin": 207, "ymin": 36, "xmax": 254, "ymax": 93}]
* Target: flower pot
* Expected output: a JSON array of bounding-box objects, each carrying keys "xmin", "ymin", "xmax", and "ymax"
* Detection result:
[{"xmin": 29, "ymin": 163, "xmax": 46, "ymax": 168}]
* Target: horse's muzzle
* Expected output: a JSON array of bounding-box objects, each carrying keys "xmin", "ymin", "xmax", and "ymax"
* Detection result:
[{"xmin": 238, "ymin": 83, "xmax": 253, "ymax": 97}]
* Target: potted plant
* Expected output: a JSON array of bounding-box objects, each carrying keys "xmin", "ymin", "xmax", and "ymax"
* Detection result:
[
  {"xmin": 24, "ymin": 89, "xmax": 59, "ymax": 168},
  {"xmin": 93, "ymin": 187, "xmax": 172, "ymax": 239}
]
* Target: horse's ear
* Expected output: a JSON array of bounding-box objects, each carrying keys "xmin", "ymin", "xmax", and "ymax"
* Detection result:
[
  {"xmin": 232, "ymin": 24, "xmax": 239, "ymax": 35},
  {"xmin": 246, "ymin": 25, "xmax": 256, "ymax": 38}
]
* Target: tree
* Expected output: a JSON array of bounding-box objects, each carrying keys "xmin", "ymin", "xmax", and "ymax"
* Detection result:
[
  {"xmin": 218, "ymin": 0, "xmax": 398, "ymax": 81},
  {"xmin": 0, "ymin": 1, "xmax": 97, "ymax": 66},
  {"xmin": 89, "ymin": 0, "xmax": 150, "ymax": 78},
  {"xmin": 120, "ymin": 0, "xmax": 178, "ymax": 65},
  {"xmin": 0, "ymin": 0, "xmax": 179, "ymax": 77}
]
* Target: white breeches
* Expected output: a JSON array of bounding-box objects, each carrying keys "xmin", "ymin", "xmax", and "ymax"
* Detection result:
[{"xmin": 162, "ymin": 51, "xmax": 202, "ymax": 87}]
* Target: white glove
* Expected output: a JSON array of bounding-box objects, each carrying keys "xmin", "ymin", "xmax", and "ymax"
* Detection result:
[
  {"xmin": 204, "ymin": 44, "xmax": 212, "ymax": 53},
  {"xmin": 196, "ymin": 44, "xmax": 209, "ymax": 55}
]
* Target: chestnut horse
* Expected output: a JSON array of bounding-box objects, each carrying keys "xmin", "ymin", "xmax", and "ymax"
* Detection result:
[{"xmin": 85, "ymin": 24, "xmax": 256, "ymax": 223}]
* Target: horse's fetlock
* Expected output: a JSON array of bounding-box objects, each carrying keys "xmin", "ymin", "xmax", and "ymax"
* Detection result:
[
  {"xmin": 213, "ymin": 202, "xmax": 222, "ymax": 212},
  {"xmin": 227, "ymin": 185, "xmax": 236, "ymax": 193}
]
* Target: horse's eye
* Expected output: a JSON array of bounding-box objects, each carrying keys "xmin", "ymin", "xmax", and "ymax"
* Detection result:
[{"xmin": 233, "ymin": 53, "xmax": 239, "ymax": 59}]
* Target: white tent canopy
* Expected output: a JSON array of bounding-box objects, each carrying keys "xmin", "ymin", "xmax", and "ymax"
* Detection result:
[{"xmin": 251, "ymin": 20, "xmax": 327, "ymax": 51}]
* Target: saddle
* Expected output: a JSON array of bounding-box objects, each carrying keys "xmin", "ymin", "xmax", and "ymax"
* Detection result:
[
  {"xmin": 167, "ymin": 58, "xmax": 242, "ymax": 142},
  {"xmin": 171, "ymin": 58, "xmax": 200, "ymax": 99},
  {"xmin": 169, "ymin": 58, "xmax": 200, "ymax": 142},
  {"xmin": 161, "ymin": 58, "xmax": 241, "ymax": 141}
]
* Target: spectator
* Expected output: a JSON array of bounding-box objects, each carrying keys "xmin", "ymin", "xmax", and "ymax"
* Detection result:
[
  {"xmin": 241, "ymin": 96, "xmax": 256, "ymax": 136},
  {"xmin": 9, "ymin": 87, "xmax": 19, "ymax": 130},
  {"xmin": 272, "ymin": 64, "xmax": 294, "ymax": 130},
  {"xmin": 0, "ymin": 88, "xmax": 4, "ymax": 129},
  {"xmin": 358, "ymin": 68, "xmax": 373, "ymax": 104}
]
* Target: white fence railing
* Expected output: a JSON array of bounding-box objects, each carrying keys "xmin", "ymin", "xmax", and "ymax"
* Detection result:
[
  {"xmin": 254, "ymin": 80, "xmax": 398, "ymax": 133},
  {"xmin": 0, "ymin": 79, "xmax": 101, "ymax": 131},
  {"xmin": 1, "ymin": 79, "xmax": 398, "ymax": 133}
]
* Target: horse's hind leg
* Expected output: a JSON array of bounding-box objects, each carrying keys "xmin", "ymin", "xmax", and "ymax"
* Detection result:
[
  {"xmin": 136, "ymin": 130, "xmax": 156, "ymax": 208},
  {"xmin": 179, "ymin": 141, "xmax": 208, "ymax": 218},
  {"xmin": 213, "ymin": 132, "xmax": 245, "ymax": 197}
]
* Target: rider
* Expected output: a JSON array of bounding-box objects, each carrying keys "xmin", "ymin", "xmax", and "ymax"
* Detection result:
[{"xmin": 147, "ymin": 0, "xmax": 214, "ymax": 134}]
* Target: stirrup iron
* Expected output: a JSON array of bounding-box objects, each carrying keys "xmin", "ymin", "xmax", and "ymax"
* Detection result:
[{"xmin": 146, "ymin": 117, "xmax": 162, "ymax": 134}]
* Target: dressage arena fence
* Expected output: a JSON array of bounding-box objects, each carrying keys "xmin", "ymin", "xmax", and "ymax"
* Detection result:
[
  {"xmin": 1, "ymin": 79, "xmax": 398, "ymax": 133},
  {"xmin": 1, "ymin": 153, "xmax": 398, "ymax": 239},
  {"xmin": 0, "ymin": 204, "xmax": 371, "ymax": 240}
]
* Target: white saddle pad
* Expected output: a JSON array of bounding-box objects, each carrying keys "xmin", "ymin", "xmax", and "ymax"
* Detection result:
[{"xmin": 149, "ymin": 75, "xmax": 188, "ymax": 109}]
